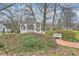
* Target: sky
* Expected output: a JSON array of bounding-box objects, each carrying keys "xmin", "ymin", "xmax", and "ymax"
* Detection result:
[
  {"xmin": 72, "ymin": 4, "xmax": 79, "ymax": 22},
  {"xmin": 0, "ymin": 3, "xmax": 79, "ymax": 22}
]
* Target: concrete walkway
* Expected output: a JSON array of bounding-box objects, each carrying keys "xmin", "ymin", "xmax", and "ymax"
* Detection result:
[{"xmin": 56, "ymin": 39, "xmax": 79, "ymax": 48}]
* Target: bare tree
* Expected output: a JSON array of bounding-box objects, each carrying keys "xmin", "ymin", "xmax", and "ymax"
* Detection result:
[
  {"xmin": 0, "ymin": 7, "xmax": 20, "ymax": 33},
  {"xmin": 36, "ymin": 3, "xmax": 50, "ymax": 31},
  {"xmin": 0, "ymin": 4, "xmax": 16, "ymax": 33},
  {"xmin": 0, "ymin": 3, "xmax": 15, "ymax": 11},
  {"xmin": 27, "ymin": 3, "xmax": 36, "ymax": 20},
  {"xmin": 61, "ymin": 6, "xmax": 76, "ymax": 30},
  {"xmin": 52, "ymin": 3, "xmax": 57, "ymax": 30}
]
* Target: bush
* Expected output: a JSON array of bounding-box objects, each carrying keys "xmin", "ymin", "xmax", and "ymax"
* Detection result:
[
  {"xmin": 21, "ymin": 35, "xmax": 38, "ymax": 50},
  {"xmin": 65, "ymin": 37, "xmax": 79, "ymax": 42},
  {"xmin": 55, "ymin": 30, "xmax": 79, "ymax": 42},
  {"xmin": 55, "ymin": 30, "xmax": 75, "ymax": 39},
  {"xmin": 0, "ymin": 43, "xmax": 4, "ymax": 48},
  {"xmin": 45, "ymin": 30, "xmax": 78, "ymax": 42},
  {"xmin": 63, "ymin": 30, "xmax": 76, "ymax": 39},
  {"xmin": 45, "ymin": 30, "xmax": 54, "ymax": 38},
  {"xmin": 21, "ymin": 35, "xmax": 55, "ymax": 51}
]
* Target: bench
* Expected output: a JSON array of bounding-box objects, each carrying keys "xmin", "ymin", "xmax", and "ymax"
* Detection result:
[{"xmin": 52, "ymin": 33, "xmax": 62, "ymax": 39}]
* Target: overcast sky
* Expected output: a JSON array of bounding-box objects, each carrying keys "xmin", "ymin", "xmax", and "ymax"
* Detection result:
[{"xmin": 0, "ymin": 3, "xmax": 79, "ymax": 23}]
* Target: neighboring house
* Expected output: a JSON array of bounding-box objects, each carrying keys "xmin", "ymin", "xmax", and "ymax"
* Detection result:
[
  {"xmin": 74, "ymin": 23, "xmax": 79, "ymax": 30},
  {"xmin": 0, "ymin": 21, "xmax": 11, "ymax": 33},
  {"xmin": 20, "ymin": 18, "xmax": 45, "ymax": 34}
]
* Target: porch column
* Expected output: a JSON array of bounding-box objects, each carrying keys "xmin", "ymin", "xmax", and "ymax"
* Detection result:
[
  {"xmin": 24, "ymin": 24, "xmax": 27, "ymax": 33},
  {"xmin": 34, "ymin": 24, "xmax": 36, "ymax": 32},
  {"xmin": 39, "ymin": 24, "xmax": 41, "ymax": 32},
  {"xmin": 20, "ymin": 24, "xmax": 22, "ymax": 33}
]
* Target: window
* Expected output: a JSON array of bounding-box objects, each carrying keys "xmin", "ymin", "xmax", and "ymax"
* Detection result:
[
  {"xmin": 36, "ymin": 23, "xmax": 40, "ymax": 32},
  {"xmin": 21, "ymin": 24, "xmax": 25, "ymax": 30},
  {"xmin": 27, "ymin": 24, "xmax": 34, "ymax": 30}
]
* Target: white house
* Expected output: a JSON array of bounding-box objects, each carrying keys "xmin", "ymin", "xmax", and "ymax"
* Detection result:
[
  {"xmin": 20, "ymin": 18, "xmax": 45, "ymax": 34},
  {"xmin": 0, "ymin": 16, "xmax": 45, "ymax": 34}
]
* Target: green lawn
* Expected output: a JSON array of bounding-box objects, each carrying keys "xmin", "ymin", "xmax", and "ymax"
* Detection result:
[
  {"xmin": 74, "ymin": 31, "xmax": 79, "ymax": 39},
  {"xmin": 74, "ymin": 31, "xmax": 79, "ymax": 34}
]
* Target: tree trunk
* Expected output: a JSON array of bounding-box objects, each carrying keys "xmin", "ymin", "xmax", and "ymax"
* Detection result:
[
  {"xmin": 3, "ymin": 28, "xmax": 5, "ymax": 35},
  {"xmin": 52, "ymin": 3, "xmax": 57, "ymax": 30},
  {"xmin": 43, "ymin": 3, "xmax": 47, "ymax": 31},
  {"xmin": 58, "ymin": 12, "xmax": 62, "ymax": 29}
]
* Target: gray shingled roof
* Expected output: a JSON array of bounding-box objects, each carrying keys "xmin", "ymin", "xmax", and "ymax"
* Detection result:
[{"xmin": 21, "ymin": 17, "xmax": 41, "ymax": 24}]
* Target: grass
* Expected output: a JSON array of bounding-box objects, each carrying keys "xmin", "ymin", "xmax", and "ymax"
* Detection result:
[
  {"xmin": 0, "ymin": 33, "xmax": 3, "ymax": 36},
  {"xmin": 74, "ymin": 31, "xmax": 79, "ymax": 40},
  {"xmin": 74, "ymin": 31, "xmax": 79, "ymax": 34},
  {"xmin": 0, "ymin": 33, "xmax": 20, "ymax": 50},
  {"xmin": 0, "ymin": 32, "xmax": 78, "ymax": 55},
  {"xmin": 0, "ymin": 33, "xmax": 57, "ymax": 54},
  {"xmin": 20, "ymin": 34, "xmax": 55, "ymax": 51}
]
